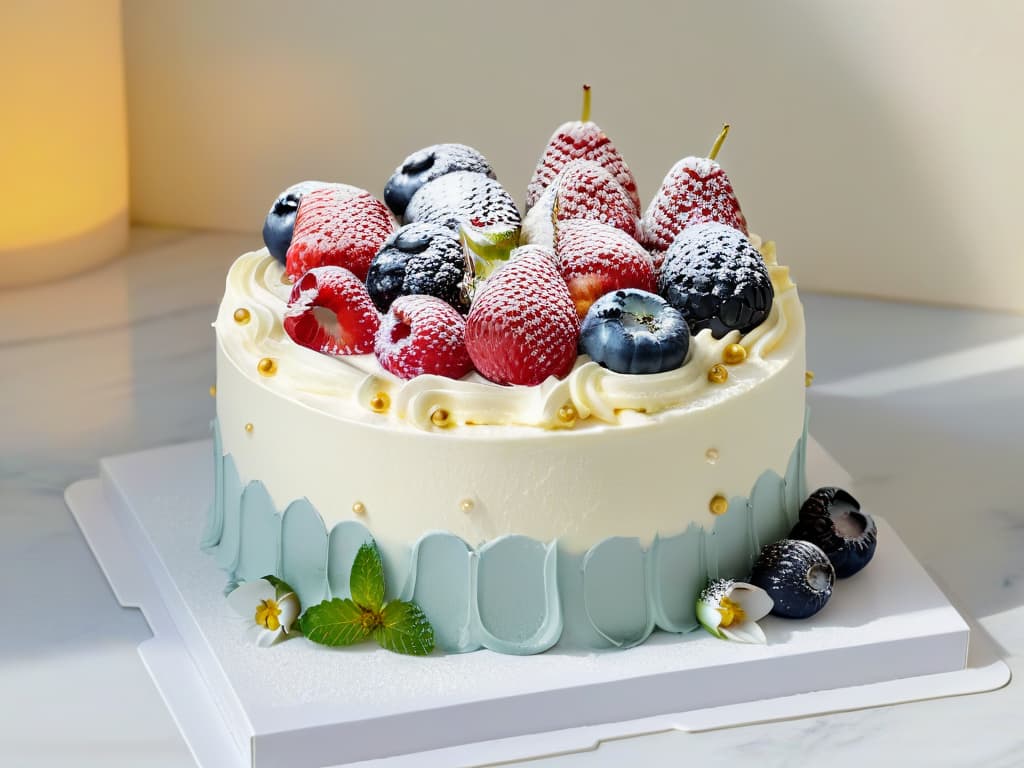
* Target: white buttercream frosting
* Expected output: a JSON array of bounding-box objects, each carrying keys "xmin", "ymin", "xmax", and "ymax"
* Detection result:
[{"xmin": 214, "ymin": 234, "xmax": 798, "ymax": 433}]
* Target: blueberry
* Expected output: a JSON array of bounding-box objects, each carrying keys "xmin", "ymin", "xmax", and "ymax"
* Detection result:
[
  {"xmin": 750, "ymin": 539, "xmax": 835, "ymax": 619},
  {"xmin": 790, "ymin": 487, "xmax": 877, "ymax": 578},
  {"xmin": 384, "ymin": 144, "xmax": 495, "ymax": 220},
  {"xmin": 658, "ymin": 222, "xmax": 774, "ymax": 338},
  {"xmin": 579, "ymin": 289, "xmax": 690, "ymax": 374},
  {"xmin": 366, "ymin": 223, "xmax": 469, "ymax": 313},
  {"xmin": 262, "ymin": 180, "xmax": 327, "ymax": 264}
]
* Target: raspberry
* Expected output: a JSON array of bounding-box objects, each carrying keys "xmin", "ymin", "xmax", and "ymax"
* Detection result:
[
  {"xmin": 283, "ymin": 266, "xmax": 380, "ymax": 355},
  {"xmin": 642, "ymin": 157, "xmax": 748, "ymax": 269},
  {"xmin": 554, "ymin": 220, "xmax": 655, "ymax": 318},
  {"xmin": 465, "ymin": 247, "xmax": 581, "ymax": 386},
  {"xmin": 374, "ymin": 296, "xmax": 473, "ymax": 381},
  {"xmin": 657, "ymin": 223, "xmax": 773, "ymax": 338},
  {"xmin": 285, "ymin": 185, "xmax": 396, "ymax": 282}
]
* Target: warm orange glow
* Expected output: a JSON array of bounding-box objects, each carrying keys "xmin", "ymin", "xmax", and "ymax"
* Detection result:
[{"xmin": 0, "ymin": 1, "xmax": 128, "ymax": 253}]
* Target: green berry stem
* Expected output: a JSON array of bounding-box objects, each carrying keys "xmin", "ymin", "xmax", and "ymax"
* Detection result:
[
  {"xmin": 709, "ymin": 123, "xmax": 730, "ymax": 161},
  {"xmin": 581, "ymin": 84, "xmax": 592, "ymax": 123}
]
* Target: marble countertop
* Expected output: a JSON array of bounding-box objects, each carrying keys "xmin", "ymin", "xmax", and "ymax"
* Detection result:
[{"xmin": 2, "ymin": 229, "xmax": 1021, "ymax": 767}]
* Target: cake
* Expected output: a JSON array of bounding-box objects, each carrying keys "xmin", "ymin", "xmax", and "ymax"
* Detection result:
[{"xmin": 203, "ymin": 91, "xmax": 809, "ymax": 655}]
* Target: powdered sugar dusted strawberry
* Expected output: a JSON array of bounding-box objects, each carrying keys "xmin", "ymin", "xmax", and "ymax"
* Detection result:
[
  {"xmin": 283, "ymin": 266, "xmax": 380, "ymax": 355},
  {"xmin": 526, "ymin": 85, "xmax": 640, "ymax": 215},
  {"xmin": 285, "ymin": 185, "xmax": 396, "ymax": 282},
  {"xmin": 375, "ymin": 295, "xmax": 472, "ymax": 380},
  {"xmin": 641, "ymin": 156, "xmax": 748, "ymax": 269},
  {"xmin": 521, "ymin": 160, "xmax": 641, "ymax": 247},
  {"xmin": 465, "ymin": 246, "xmax": 580, "ymax": 386},
  {"xmin": 555, "ymin": 220, "xmax": 656, "ymax": 318}
]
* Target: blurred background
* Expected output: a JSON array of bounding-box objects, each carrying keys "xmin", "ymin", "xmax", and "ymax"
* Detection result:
[
  {"xmin": 122, "ymin": 0, "xmax": 1023, "ymax": 312},
  {"xmin": 4, "ymin": 0, "xmax": 1023, "ymax": 310}
]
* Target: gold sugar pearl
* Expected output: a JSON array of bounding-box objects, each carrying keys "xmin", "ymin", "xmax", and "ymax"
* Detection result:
[
  {"xmin": 557, "ymin": 404, "xmax": 577, "ymax": 425},
  {"xmin": 709, "ymin": 494, "xmax": 729, "ymax": 516},
  {"xmin": 369, "ymin": 392, "xmax": 391, "ymax": 413},
  {"xmin": 244, "ymin": 422, "xmax": 254, "ymax": 434},
  {"xmin": 805, "ymin": 370, "xmax": 815, "ymax": 387},
  {"xmin": 352, "ymin": 501, "xmax": 366, "ymax": 516},
  {"xmin": 459, "ymin": 498, "xmax": 475, "ymax": 513},
  {"xmin": 430, "ymin": 408, "xmax": 451, "ymax": 428},
  {"xmin": 705, "ymin": 448, "xmax": 719, "ymax": 464},
  {"xmin": 209, "ymin": 385, "xmax": 217, "ymax": 398},
  {"xmin": 233, "ymin": 308, "xmax": 251, "ymax": 325},
  {"xmin": 708, "ymin": 364, "xmax": 729, "ymax": 384},
  {"xmin": 257, "ymin": 357, "xmax": 278, "ymax": 377},
  {"xmin": 722, "ymin": 344, "xmax": 747, "ymax": 365}
]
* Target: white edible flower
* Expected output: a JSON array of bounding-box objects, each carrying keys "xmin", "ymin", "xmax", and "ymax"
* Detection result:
[
  {"xmin": 696, "ymin": 579, "xmax": 773, "ymax": 644},
  {"xmin": 227, "ymin": 578, "xmax": 300, "ymax": 647}
]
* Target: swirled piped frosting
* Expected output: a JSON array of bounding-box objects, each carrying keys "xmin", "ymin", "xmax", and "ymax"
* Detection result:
[{"xmin": 214, "ymin": 235, "xmax": 800, "ymax": 432}]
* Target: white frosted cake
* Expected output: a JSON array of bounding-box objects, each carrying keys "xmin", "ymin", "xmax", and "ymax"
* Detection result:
[{"xmin": 203, "ymin": 94, "xmax": 810, "ymax": 654}]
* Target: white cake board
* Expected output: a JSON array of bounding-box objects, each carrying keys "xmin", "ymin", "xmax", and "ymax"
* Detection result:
[{"xmin": 65, "ymin": 438, "xmax": 1008, "ymax": 768}]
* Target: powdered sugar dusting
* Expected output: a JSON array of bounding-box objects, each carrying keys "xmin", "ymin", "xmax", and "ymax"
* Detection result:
[
  {"xmin": 526, "ymin": 122, "xmax": 640, "ymax": 214},
  {"xmin": 641, "ymin": 156, "xmax": 748, "ymax": 259},
  {"xmin": 286, "ymin": 186, "xmax": 396, "ymax": 281},
  {"xmin": 465, "ymin": 247, "xmax": 581, "ymax": 386}
]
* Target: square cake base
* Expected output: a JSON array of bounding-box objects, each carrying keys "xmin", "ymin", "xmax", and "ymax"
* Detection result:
[{"xmin": 65, "ymin": 438, "xmax": 1004, "ymax": 768}]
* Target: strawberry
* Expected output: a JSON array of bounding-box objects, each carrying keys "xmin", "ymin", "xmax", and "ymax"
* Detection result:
[
  {"xmin": 521, "ymin": 160, "xmax": 641, "ymax": 248},
  {"xmin": 285, "ymin": 184, "xmax": 396, "ymax": 282},
  {"xmin": 374, "ymin": 295, "xmax": 473, "ymax": 381},
  {"xmin": 465, "ymin": 246, "xmax": 581, "ymax": 386},
  {"xmin": 283, "ymin": 266, "xmax": 380, "ymax": 355},
  {"xmin": 526, "ymin": 85, "xmax": 640, "ymax": 215},
  {"xmin": 554, "ymin": 220, "xmax": 656, "ymax": 318}
]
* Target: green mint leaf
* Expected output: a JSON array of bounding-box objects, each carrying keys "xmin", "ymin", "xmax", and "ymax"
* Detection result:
[
  {"xmin": 350, "ymin": 542, "xmax": 385, "ymax": 611},
  {"xmin": 299, "ymin": 598, "xmax": 371, "ymax": 647},
  {"xmin": 373, "ymin": 600, "xmax": 435, "ymax": 656}
]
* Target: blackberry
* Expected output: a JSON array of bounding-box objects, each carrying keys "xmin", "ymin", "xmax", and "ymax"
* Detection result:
[
  {"xmin": 404, "ymin": 172, "xmax": 521, "ymax": 235},
  {"xmin": 657, "ymin": 222, "xmax": 773, "ymax": 338},
  {"xmin": 790, "ymin": 487, "xmax": 878, "ymax": 578},
  {"xmin": 384, "ymin": 144, "xmax": 495, "ymax": 219},
  {"xmin": 365, "ymin": 223, "xmax": 469, "ymax": 313}
]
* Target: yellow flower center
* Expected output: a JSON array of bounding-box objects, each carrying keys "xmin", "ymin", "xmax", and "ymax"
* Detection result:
[
  {"xmin": 718, "ymin": 596, "xmax": 746, "ymax": 628},
  {"xmin": 255, "ymin": 598, "xmax": 282, "ymax": 631}
]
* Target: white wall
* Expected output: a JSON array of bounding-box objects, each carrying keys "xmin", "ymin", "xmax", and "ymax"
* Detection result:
[{"xmin": 124, "ymin": 0, "xmax": 1024, "ymax": 313}]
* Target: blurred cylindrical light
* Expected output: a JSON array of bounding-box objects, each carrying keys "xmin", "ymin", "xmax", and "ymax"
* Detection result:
[{"xmin": 0, "ymin": 0, "xmax": 129, "ymax": 287}]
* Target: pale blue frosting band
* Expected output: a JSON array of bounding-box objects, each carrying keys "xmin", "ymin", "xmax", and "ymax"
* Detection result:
[{"xmin": 204, "ymin": 415, "xmax": 808, "ymax": 654}]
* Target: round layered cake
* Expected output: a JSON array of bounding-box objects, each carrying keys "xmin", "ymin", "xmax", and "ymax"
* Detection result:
[
  {"xmin": 205, "ymin": 235, "xmax": 806, "ymax": 653},
  {"xmin": 203, "ymin": 96, "xmax": 808, "ymax": 654}
]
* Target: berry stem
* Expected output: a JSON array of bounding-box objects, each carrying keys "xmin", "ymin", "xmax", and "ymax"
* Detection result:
[
  {"xmin": 581, "ymin": 84, "xmax": 592, "ymax": 123},
  {"xmin": 708, "ymin": 123, "xmax": 730, "ymax": 161}
]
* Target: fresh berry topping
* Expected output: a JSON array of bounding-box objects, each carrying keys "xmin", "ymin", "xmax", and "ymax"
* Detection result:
[
  {"xmin": 374, "ymin": 295, "xmax": 473, "ymax": 380},
  {"xmin": 527, "ymin": 86, "xmax": 640, "ymax": 214},
  {"xmin": 522, "ymin": 160, "xmax": 641, "ymax": 247},
  {"xmin": 580, "ymin": 289, "xmax": 689, "ymax": 375},
  {"xmin": 262, "ymin": 181, "xmax": 328, "ymax": 264},
  {"xmin": 790, "ymin": 488, "xmax": 878, "ymax": 578},
  {"xmin": 285, "ymin": 185, "xmax": 396, "ymax": 282},
  {"xmin": 283, "ymin": 267, "xmax": 380, "ymax": 355},
  {"xmin": 658, "ymin": 222, "xmax": 773, "ymax": 338},
  {"xmin": 366, "ymin": 223, "xmax": 469, "ymax": 314},
  {"xmin": 555, "ymin": 219, "xmax": 656, "ymax": 318},
  {"xmin": 404, "ymin": 171, "xmax": 521, "ymax": 234},
  {"xmin": 750, "ymin": 539, "xmax": 836, "ymax": 619},
  {"xmin": 465, "ymin": 246, "xmax": 580, "ymax": 386},
  {"xmin": 384, "ymin": 144, "xmax": 495, "ymax": 219},
  {"xmin": 642, "ymin": 156, "xmax": 748, "ymax": 264}
]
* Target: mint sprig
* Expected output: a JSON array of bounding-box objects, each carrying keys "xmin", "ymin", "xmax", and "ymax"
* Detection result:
[{"xmin": 298, "ymin": 542, "xmax": 435, "ymax": 656}]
